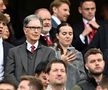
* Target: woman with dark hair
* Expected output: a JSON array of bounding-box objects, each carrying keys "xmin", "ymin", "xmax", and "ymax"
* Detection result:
[{"xmin": 52, "ymin": 22, "xmax": 87, "ymax": 90}]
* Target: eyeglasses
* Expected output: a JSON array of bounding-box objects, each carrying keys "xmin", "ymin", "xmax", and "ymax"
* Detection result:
[{"xmin": 26, "ymin": 26, "xmax": 42, "ymax": 31}]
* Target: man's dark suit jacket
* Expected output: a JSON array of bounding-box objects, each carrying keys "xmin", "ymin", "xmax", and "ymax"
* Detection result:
[
  {"xmin": 3, "ymin": 41, "xmax": 14, "ymax": 67},
  {"xmin": 4, "ymin": 42, "xmax": 56, "ymax": 85},
  {"xmin": 39, "ymin": 27, "xmax": 56, "ymax": 46},
  {"xmin": 72, "ymin": 19, "xmax": 105, "ymax": 54}
]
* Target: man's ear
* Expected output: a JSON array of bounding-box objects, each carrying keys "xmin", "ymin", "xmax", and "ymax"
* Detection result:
[
  {"xmin": 78, "ymin": 6, "xmax": 82, "ymax": 14},
  {"xmin": 23, "ymin": 27, "xmax": 27, "ymax": 35},
  {"xmin": 53, "ymin": 6, "xmax": 57, "ymax": 14},
  {"xmin": 85, "ymin": 63, "xmax": 89, "ymax": 70}
]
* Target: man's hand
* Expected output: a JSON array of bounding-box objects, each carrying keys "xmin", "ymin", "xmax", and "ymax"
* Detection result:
[
  {"xmin": 81, "ymin": 25, "xmax": 92, "ymax": 37},
  {"xmin": 89, "ymin": 20, "xmax": 100, "ymax": 29}
]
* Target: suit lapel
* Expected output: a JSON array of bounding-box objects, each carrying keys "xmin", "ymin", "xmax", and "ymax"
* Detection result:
[
  {"xmin": 20, "ymin": 43, "xmax": 28, "ymax": 72},
  {"xmin": 3, "ymin": 42, "xmax": 7, "ymax": 65}
]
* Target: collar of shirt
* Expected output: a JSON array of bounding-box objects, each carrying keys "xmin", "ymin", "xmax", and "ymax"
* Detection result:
[
  {"xmin": 41, "ymin": 33, "xmax": 50, "ymax": 37},
  {"xmin": 52, "ymin": 15, "xmax": 61, "ymax": 25},
  {"xmin": 26, "ymin": 40, "xmax": 39, "ymax": 52},
  {"xmin": 83, "ymin": 17, "xmax": 96, "ymax": 26}
]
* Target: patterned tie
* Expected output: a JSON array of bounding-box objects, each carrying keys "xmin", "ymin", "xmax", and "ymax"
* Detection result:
[
  {"xmin": 31, "ymin": 45, "xmax": 35, "ymax": 53},
  {"xmin": 44, "ymin": 35, "xmax": 53, "ymax": 46}
]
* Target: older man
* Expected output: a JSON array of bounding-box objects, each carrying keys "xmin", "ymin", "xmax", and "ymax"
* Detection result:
[
  {"xmin": 35, "ymin": 8, "xmax": 56, "ymax": 46},
  {"xmin": 4, "ymin": 14, "xmax": 56, "ymax": 86}
]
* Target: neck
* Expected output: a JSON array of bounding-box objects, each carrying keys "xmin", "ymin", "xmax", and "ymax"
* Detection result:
[
  {"xmin": 93, "ymin": 74, "xmax": 103, "ymax": 84},
  {"xmin": 60, "ymin": 43, "xmax": 69, "ymax": 54},
  {"xmin": 27, "ymin": 40, "xmax": 37, "ymax": 45},
  {"xmin": 42, "ymin": 31, "xmax": 49, "ymax": 36},
  {"xmin": 51, "ymin": 85, "xmax": 65, "ymax": 90}
]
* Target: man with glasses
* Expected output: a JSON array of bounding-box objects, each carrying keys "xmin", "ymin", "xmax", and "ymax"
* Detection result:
[{"xmin": 4, "ymin": 14, "xmax": 56, "ymax": 86}]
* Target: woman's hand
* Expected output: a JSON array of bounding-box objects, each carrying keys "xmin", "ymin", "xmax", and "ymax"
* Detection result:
[{"xmin": 61, "ymin": 50, "xmax": 77, "ymax": 63}]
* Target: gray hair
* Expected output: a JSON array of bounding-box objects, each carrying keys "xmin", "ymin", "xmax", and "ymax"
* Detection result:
[{"xmin": 23, "ymin": 14, "xmax": 43, "ymax": 27}]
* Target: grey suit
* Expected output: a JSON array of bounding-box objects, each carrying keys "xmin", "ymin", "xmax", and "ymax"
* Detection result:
[{"xmin": 4, "ymin": 42, "xmax": 56, "ymax": 85}]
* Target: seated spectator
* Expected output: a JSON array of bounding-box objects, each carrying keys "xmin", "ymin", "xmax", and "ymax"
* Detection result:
[
  {"xmin": 46, "ymin": 59, "xmax": 67, "ymax": 90},
  {"xmin": 35, "ymin": 61, "xmax": 49, "ymax": 90},
  {"xmin": 0, "ymin": 81, "xmax": 17, "ymax": 90},
  {"xmin": 17, "ymin": 75, "xmax": 43, "ymax": 90},
  {"xmin": 72, "ymin": 48, "xmax": 107, "ymax": 90},
  {"xmin": 52, "ymin": 22, "xmax": 86, "ymax": 89}
]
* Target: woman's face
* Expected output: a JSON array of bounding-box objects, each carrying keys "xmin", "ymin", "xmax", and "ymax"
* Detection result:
[
  {"xmin": 56, "ymin": 25, "xmax": 73, "ymax": 47},
  {"xmin": 2, "ymin": 25, "xmax": 10, "ymax": 39}
]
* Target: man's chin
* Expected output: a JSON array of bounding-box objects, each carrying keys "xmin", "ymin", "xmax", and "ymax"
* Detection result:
[{"xmin": 91, "ymin": 71, "xmax": 103, "ymax": 76}]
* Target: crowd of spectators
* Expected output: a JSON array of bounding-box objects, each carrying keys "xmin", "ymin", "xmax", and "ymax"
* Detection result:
[{"xmin": 0, "ymin": 0, "xmax": 108, "ymax": 90}]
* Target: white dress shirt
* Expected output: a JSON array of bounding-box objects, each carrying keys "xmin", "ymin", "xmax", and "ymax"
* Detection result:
[
  {"xmin": 0, "ymin": 38, "xmax": 4, "ymax": 81},
  {"xmin": 26, "ymin": 40, "xmax": 39, "ymax": 52},
  {"xmin": 79, "ymin": 17, "xmax": 96, "ymax": 44}
]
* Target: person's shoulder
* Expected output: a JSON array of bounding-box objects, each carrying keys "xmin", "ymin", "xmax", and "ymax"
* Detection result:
[
  {"xmin": 3, "ymin": 40, "xmax": 14, "ymax": 46},
  {"xmin": 40, "ymin": 44, "xmax": 55, "ymax": 51},
  {"xmin": 8, "ymin": 42, "xmax": 26, "ymax": 51}
]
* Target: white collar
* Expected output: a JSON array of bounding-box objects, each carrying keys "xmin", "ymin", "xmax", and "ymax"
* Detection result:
[
  {"xmin": 41, "ymin": 33, "xmax": 50, "ymax": 36},
  {"xmin": 83, "ymin": 17, "xmax": 95, "ymax": 24},
  {"xmin": 52, "ymin": 15, "xmax": 61, "ymax": 25},
  {"xmin": 26, "ymin": 40, "xmax": 39, "ymax": 51}
]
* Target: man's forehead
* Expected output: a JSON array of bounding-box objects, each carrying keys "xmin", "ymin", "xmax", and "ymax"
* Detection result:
[{"xmin": 51, "ymin": 63, "xmax": 65, "ymax": 69}]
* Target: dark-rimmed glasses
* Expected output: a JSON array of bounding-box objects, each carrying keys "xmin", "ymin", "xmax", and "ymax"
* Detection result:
[{"xmin": 26, "ymin": 26, "xmax": 42, "ymax": 31}]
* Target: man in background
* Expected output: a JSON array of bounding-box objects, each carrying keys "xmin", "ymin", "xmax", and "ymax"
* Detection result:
[
  {"xmin": 35, "ymin": 8, "xmax": 56, "ymax": 46},
  {"xmin": 50, "ymin": 0, "xmax": 70, "ymax": 28},
  {"xmin": 72, "ymin": 0, "xmax": 104, "ymax": 54},
  {"xmin": 17, "ymin": 75, "xmax": 43, "ymax": 90}
]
